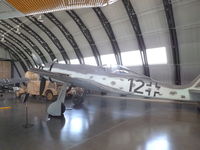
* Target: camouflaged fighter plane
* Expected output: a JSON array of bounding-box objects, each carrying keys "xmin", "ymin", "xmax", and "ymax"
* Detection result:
[{"xmin": 29, "ymin": 58, "xmax": 200, "ymax": 117}]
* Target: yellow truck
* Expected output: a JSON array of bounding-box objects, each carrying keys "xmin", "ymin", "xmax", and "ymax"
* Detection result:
[{"xmin": 16, "ymin": 71, "xmax": 61, "ymax": 101}]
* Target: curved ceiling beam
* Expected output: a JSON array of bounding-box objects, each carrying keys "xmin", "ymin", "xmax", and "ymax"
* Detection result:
[
  {"xmin": 0, "ymin": 35, "xmax": 33, "ymax": 68},
  {"xmin": 122, "ymin": 0, "xmax": 150, "ymax": 77},
  {"xmin": 0, "ymin": 20, "xmax": 47, "ymax": 64},
  {"xmin": 67, "ymin": 10, "xmax": 102, "ymax": 66},
  {"xmin": 10, "ymin": 18, "xmax": 56, "ymax": 62},
  {"xmin": 8, "ymin": 50, "xmax": 28, "ymax": 72},
  {"xmin": 0, "ymin": 28, "xmax": 37, "ymax": 66},
  {"xmin": 0, "ymin": 42, "xmax": 29, "ymax": 71},
  {"xmin": 27, "ymin": 16, "xmax": 70, "ymax": 64},
  {"xmin": 2, "ymin": 39, "xmax": 33, "ymax": 68},
  {"xmin": 93, "ymin": 8, "xmax": 122, "ymax": 65},
  {"xmin": 163, "ymin": 0, "xmax": 181, "ymax": 85},
  {"xmin": 44, "ymin": 13, "xmax": 85, "ymax": 64}
]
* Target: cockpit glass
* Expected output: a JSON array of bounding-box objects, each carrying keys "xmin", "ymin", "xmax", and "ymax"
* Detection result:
[{"xmin": 101, "ymin": 65, "xmax": 152, "ymax": 80}]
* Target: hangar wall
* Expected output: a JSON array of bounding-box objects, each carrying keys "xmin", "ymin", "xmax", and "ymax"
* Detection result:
[
  {"xmin": 174, "ymin": 1, "xmax": 200, "ymax": 84},
  {"xmin": 13, "ymin": 62, "xmax": 25, "ymax": 78},
  {"xmin": 0, "ymin": 47, "xmax": 25, "ymax": 78},
  {"xmin": 128, "ymin": 65, "xmax": 174, "ymax": 84},
  {"xmin": 0, "ymin": 47, "xmax": 9, "ymax": 59}
]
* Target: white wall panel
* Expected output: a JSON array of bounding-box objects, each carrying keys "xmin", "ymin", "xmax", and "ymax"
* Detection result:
[
  {"xmin": 20, "ymin": 17, "xmax": 64, "ymax": 61},
  {"xmin": 0, "ymin": 47, "xmax": 8, "ymax": 58},
  {"xmin": 173, "ymin": 0, "xmax": 200, "ymax": 83},
  {"xmin": 54, "ymin": 11, "xmax": 94, "ymax": 57},
  {"xmin": 101, "ymin": 0, "xmax": 139, "ymax": 52},
  {"xmin": 75, "ymin": 9, "xmax": 113, "ymax": 55}
]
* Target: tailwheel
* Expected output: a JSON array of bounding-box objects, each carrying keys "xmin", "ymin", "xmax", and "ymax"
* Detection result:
[{"xmin": 61, "ymin": 103, "xmax": 66, "ymax": 114}]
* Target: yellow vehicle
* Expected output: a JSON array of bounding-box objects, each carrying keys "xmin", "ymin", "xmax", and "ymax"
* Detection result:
[{"xmin": 16, "ymin": 71, "xmax": 61, "ymax": 101}]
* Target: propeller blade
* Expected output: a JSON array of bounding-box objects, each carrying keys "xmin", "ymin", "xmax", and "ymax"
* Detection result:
[
  {"xmin": 49, "ymin": 77, "xmax": 53, "ymax": 83},
  {"xmin": 66, "ymin": 86, "xmax": 72, "ymax": 93},
  {"xmin": 40, "ymin": 77, "xmax": 46, "ymax": 96}
]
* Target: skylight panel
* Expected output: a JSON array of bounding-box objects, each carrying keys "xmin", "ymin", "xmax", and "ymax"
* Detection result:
[
  {"xmin": 84, "ymin": 56, "xmax": 97, "ymax": 66},
  {"xmin": 70, "ymin": 59, "xmax": 80, "ymax": 64},
  {"xmin": 147, "ymin": 47, "xmax": 167, "ymax": 65}
]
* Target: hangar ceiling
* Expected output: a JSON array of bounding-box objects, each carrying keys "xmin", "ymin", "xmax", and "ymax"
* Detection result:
[{"xmin": 0, "ymin": 0, "xmax": 200, "ymax": 85}]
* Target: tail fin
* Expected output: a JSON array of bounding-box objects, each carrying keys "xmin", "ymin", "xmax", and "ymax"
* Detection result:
[
  {"xmin": 187, "ymin": 75, "xmax": 200, "ymax": 101},
  {"xmin": 190, "ymin": 75, "xmax": 200, "ymax": 88},
  {"xmin": 188, "ymin": 75, "xmax": 200, "ymax": 96}
]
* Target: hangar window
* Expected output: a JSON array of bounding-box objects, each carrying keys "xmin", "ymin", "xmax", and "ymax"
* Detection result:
[
  {"xmin": 70, "ymin": 59, "xmax": 80, "ymax": 64},
  {"xmin": 84, "ymin": 56, "xmax": 97, "ymax": 66},
  {"xmin": 121, "ymin": 51, "xmax": 142, "ymax": 66},
  {"xmin": 147, "ymin": 47, "xmax": 167, "ymax": 65},
  {"xmin": 101, "ymin": 54, "xmax": 117, "ymax": 66},
  {"xmin": 58, "ymin": 61, "xmax": 65, "ymax": 64}
]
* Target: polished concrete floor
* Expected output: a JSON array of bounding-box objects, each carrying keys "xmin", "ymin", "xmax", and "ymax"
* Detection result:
[{"xmin": 0, "ymin": 94, "xmax": 200, "ymax": 150}]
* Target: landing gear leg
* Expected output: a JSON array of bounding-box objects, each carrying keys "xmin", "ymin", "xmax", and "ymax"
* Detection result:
[{"xmin": 47, "ymin": 83, "xmax": 69, "ymax": 117}]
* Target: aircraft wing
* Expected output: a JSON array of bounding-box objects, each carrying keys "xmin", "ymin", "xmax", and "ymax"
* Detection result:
[
  {"xmin": 0, "ymin": 78, "xmax": 28, "ymax": 86},
  {"xmin": 29, "ymin": 68, "xmax": 127, "ymax": 94}
]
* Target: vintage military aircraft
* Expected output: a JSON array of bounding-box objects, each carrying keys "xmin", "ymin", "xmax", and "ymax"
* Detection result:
[
  {"xmin": 0, "ymin": 0, "xmax": 118, "ymax": 19},
  {"xmin": 0, "ymin": 78, "xmax": 27, "ymax": 96},
  {"xmin": 29, "ymin": 58, "xmax": 200, "ymax": 117}
]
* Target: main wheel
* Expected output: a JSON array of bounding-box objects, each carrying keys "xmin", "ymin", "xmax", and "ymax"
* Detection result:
[
  {"xmin": 45, "ymin": 90, "xmax": 54, "ymax": 101},
  {"xmin": 72, "ymin": 96, "xmax": 84, "ymax": 106},
  {"xmin": 61, "ymin": 103, "xmax": 66, "ymax": 114}
]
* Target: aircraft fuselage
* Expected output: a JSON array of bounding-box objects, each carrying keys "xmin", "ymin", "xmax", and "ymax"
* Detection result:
[{"xmin": 42, "ymin": 63, "xmax": 200, "ymax": 101}]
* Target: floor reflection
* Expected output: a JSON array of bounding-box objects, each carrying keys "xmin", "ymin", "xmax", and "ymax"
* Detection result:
[
  {"xmin": 46, "ymin": 115, "xmax": 66, "ymax": 140},
  {"xmin": 60, "ymin": 106, "xmax": 90, "ymax": 141},
  {"xmin": 145, "ymin": 134, "xmax": 170, "ymax": 150},
  {"xmin": 1, "ymin": 94, "xmax": 200, "ymax": 150}
]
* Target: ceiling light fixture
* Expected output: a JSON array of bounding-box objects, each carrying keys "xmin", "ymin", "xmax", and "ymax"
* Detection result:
[
  {"xmin": 37, "ymin": 15, "xmax": 44, "ymax": 22},
  {"xmin": 15, "ymin": 25, "xmax": 21, "ymax": 34},
  {"xmin": 1, "ymin": 35, "xmax": 5, "ymax": 42},
  {"xmin": 1, "ymin": 15, "xmax": 38, "ymax": 43}
]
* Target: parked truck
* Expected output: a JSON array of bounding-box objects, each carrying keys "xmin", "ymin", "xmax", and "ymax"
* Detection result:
[
  {"xmin": 16, "ymin": 71, "xmax": 61, "ymax": 101},
  {"xmin": 16, "ymin": 71, "xmax": 85, "ymax": 105}
]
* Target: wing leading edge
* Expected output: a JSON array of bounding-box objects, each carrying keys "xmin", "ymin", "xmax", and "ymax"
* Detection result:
[{"xmin": 29, "ymin": 68, "xmax": 127, "ymax": 94}]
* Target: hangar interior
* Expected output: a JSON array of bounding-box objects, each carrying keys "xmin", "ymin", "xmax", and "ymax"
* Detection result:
[
  {"xmin": 0, "ymin": 0, "xmax": 199, "ymax": 84},
  {"xmin": 0, "ymin": 0, "xmax": 200, "ymax": 150}
]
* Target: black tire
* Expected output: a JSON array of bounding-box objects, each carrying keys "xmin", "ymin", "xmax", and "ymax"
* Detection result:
[
  {"xmin": 61, "ymin": 103, "xmax": 66, "ymax": 114},
  {"xmin": 72, "ymin": 96, "xmax": 84, "ymax": 106},
  {"xmin": 65, "ymin": 94, "xmax": 73, "ymax": 100},
  {"xmin": 45, "ymin": 90, "xmax": 54, "ymax": 101},
  {"xmin": 101, "ymin": 91, "xmax": 107, "ymax": 95},
  {"xmin": 32, "ymin": 95, "xmax": 36, "ymax": 98}
]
